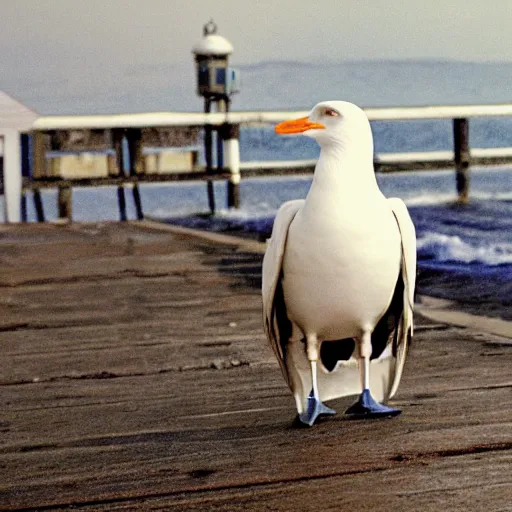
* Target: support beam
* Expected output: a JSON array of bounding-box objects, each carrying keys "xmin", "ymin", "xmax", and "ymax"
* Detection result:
[
  {"xmin": 453, "ymin": 118, "xmax": 470, "ymax": 204},
  {"xmin": 31, "ymin": 132, "xmax": 47, "ymax": 179},
  {"xmin": 0, "ymin": 142, "xmax": 3, "ymax": 197},
  {"xmin": 20, "ymin": 134, "xmax": 30, "ymax": 223},
  {"xmin": 33, "ymin": 189, "xmax": 45, "ymax": 222},
  {"xmin": 114, "ymin": 130, "xmax": 128, "ymax": 221},
  {"xmin": 58, "ymin": 186, "xmax": 72, "ymax": 222},
  {"xmin": 111, "ymin": 129, "xmax": 125, "ymax": 177},
  {"xmin": 216, "ymin": 99, "xmax": 226, "ymax": 171},
  {"xmin": 221, "ymin": 123, "xmax": 241, "ymax": 209},
  {"xmin": 204, "ymin": 98, "xmax": 215, "ymax": 215},
  {"xmin": 117, "ymin": 186, "xmax": 127, "ymax": 221},
  {"xmin": 132, "ymin": 184, "xmax": 144, "ymax": 220},
  {"xmin": 3, "ymin": 130, "xmax": 22, "ymax": 222},
  {"xmin": 127, "ymin": 129, "xmax": 144, "ymax": 176},
  {"xmin": 21, "ymin": 192, "xmax": 27, "ymax": 222}
]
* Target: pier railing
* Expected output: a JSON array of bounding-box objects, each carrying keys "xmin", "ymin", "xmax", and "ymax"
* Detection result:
[{"xmin": 10, "ymin": 104, "xmax": 512, "ymax": 221}]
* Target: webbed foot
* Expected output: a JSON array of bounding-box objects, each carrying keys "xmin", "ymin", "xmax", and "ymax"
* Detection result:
[
  {"xmin": 297, "ymin": 391, "xmax": 336, "ymax": 427},
  {"xmin": 345, "ymin": 389, "xmax": 401, "ymax": 419}
]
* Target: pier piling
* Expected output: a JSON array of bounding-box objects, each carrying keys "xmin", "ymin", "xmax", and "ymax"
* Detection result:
[
  {"xmin": 453, "ymin": 118, "xmax": 470, "ymax": 203},
  {"xmin": 223, "ymin": 123, "xmax": 241, "ymax": 209},
  {"xmin": 57, "ymin": 185, "xmax": 72, "ymax": 222},
  {"xmin": 33, "ymin": 189, "xmax": 45, "ymax": 222},
  {"xmin": 132, "ymin": 184, "xmax": 144, "ymax": 220},
  {"xmin": 127, "ymin": 129, "xmax": 144, "ymax": 175},
  {"xmin": 117, "ymin": 186, "xmax": 127, "ymax": 221},
  {"xmin": 111, "ymin": 129, "xmax": 125, "ymax": 177},
  {"xmin": 204, "ymin": 98, "xmax": 216, "ymax": 214}
]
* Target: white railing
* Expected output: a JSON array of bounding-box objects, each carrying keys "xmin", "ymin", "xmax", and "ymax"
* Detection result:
[
  {"xmin": 3, "ymin": 104, "xmax": 512, "ymax": 222},
  {"xmin": 33, "ymin": 103, "xmax": 512, "ymax": 130}
]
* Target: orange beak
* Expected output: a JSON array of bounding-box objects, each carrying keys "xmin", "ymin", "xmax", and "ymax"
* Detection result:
[{"xmin": 275, "ymin": 116, "xmax": 325, "ymax": 134}]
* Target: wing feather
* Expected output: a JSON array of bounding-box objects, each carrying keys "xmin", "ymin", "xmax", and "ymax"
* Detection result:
[
  {"xmin": 387, "ymin": 197, "xmax": 417, "ymax": 397},
  {"xmin": 262, "ymin": 200, "xmax": 304, "ymax": 386}
]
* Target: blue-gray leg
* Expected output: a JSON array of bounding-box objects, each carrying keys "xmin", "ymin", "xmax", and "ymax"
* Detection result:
[
  {"xmin": 298, "ymin": 358, "xmax": 336, "ymax": 427},
  {"xmin": 345, "ymin": 330, "xmax": 401, "ymax": 419}
]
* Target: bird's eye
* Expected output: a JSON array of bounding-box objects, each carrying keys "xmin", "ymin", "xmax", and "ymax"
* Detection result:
[{"xmin": 324, "ymin": 108, "xmax": 340, "ymax": 117}]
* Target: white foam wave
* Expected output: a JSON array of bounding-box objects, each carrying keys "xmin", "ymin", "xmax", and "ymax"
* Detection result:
[
  {"xmin": 417, "ymin": 232, "xmax": 512, "ymax": 266},
  {"xmin": 403, "ymin": 193, "xmax": 456, "ymax": 206},
  {"xmin": 149, "ymin": 206, "xmax": 210, "ymax": 218},
  {"xmin": 216, "ymin": 206, "xmax": 275, "ymax": 220}
]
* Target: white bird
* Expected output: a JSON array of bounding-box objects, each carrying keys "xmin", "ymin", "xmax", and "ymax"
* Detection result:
[{"xmin": 262, "ymin": 101, "xmax": 416, "ymax": 426}]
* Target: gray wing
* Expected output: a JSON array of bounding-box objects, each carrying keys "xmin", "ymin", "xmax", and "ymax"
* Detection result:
[
  {"xmin": 387, "ymin": 197, "xmax": 417, "ymax": 398},
  {"xmin": 262, "ymin": 199, "xmax": 304, "ymax": 387}
]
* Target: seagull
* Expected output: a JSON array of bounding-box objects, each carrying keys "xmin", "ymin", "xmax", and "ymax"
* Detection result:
[{"xmin": 262, "ymin": 101, "xmax": 416, "ymax": 426}]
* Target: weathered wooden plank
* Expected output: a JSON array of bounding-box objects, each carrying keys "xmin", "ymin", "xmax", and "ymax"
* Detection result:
[
  {"xmin": 0, "ymin": 222, "xmax": 510, "ymax": 512},
  {"xmin": 2, "ymin": 367, "xmax": 511, "ymax": 452},
  {"xmin": 0, "ymin": 383, "xmax": 510, "ymax": 510},
  {"xmin": 65, "ymin": 451, "xmax": 511, "ymax": 512},
  {"xmin": 1, "ymin": 328, "xmax": 510, "ymax": 508}
]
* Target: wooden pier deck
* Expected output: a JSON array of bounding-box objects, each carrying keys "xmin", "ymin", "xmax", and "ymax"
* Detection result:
[{"xmin": 0, "ymin": 222, "xmax": 511, "ymax": 511}]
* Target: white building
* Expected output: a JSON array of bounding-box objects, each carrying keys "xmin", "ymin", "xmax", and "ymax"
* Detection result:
[{"xmin": 0, "ymin": 91, "xmax": 38, "ymax": 222}]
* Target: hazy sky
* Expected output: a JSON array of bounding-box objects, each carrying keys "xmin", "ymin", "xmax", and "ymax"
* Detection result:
[
  {"xmin": 1, "ymin": 1, "xmax": 511, "ymax": 113},
  {"xmin": 2, "ymin": 0, "xmax": 512, "ymax": 68}
]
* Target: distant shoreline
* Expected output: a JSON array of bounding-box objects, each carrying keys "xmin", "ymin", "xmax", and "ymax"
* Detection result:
[{"xmin": 5, "ymin": 59, "xmax": 512, "ymax": 116}]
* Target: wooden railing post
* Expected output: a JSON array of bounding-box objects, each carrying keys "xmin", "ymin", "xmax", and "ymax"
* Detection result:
[
  {"xmin": 33, "ymin": 189, "xmax": 45, "ymax": 222},
  {"xmin": 204, "ymin": 98, "xmax": 216, "ymax": 215},
  {"xmin": 221, "ymin": 123, "xmax": 241, "ymax": 209},
  {"xmin": 132, "ymin": 184, "xmax": 144, "ymax": 220},
  {"xmin": 31, "ymin": 132, "xmax": 47, "ymax": 179},
  {"xmin": 126, "ymin": 129, "xmax": 144, "ymax": 176},
  {"xmin": 30, "ymin": 131, "xmax": 47, "ymax": 222},
  {"xmin": 453, "ymin": 118, "xmax": 470, "ymax": 203},
  {"xmin": 20, "ymin": 133, "xmax": 30, "ymax": 223},
  {"xmin": 58, "ymin": 185, "xmax": 72, "ymax": 222},
  {"xmin": 117, "ymin": 185, "xmax": 127, "ymax": 221},
  {"xmin": 111, "ymin": 129, "xmax": 125, "ymax": 177},
  {"xmin": 112, "ymin": 128, "xmax": 128, "ymax": 221},
  {"xmin": 124, "ymin": 129, "xmax": 145, "ymax": 221}
]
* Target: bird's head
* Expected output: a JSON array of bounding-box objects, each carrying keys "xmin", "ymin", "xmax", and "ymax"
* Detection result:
[{"xmin": 275, "ymin": 101, "xmax": 372, "ymax": 152}]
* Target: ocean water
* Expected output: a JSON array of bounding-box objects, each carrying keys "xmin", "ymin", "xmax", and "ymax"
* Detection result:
[{"xmin": 7, "ymin": 59, "xmax": 512, "ymax": 114}]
